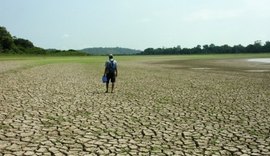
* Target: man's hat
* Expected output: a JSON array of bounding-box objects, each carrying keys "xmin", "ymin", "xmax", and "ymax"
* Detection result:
[{"xmin": 109, "ymin": 54, "xmax": 113, "ymax": 59}]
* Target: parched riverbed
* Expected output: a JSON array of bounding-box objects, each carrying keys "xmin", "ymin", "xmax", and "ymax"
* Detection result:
[{"xmin": 0, "ymin": 57, "xmax": 270, "ymax": 155}]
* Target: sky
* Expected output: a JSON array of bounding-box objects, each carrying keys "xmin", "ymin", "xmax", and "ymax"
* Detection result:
[{"xmin": 1, "ymin": 0, "xmax": 270, "ymax": 50}]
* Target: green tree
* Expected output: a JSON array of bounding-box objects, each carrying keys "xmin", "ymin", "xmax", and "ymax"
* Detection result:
[
  {"xmin": 263, "ymin": 41, "xmax": 270, "ymax": 52},
  {"xmin": 253, "ymin": 40, "xmax": 263, "ymax": 52},
  {"xmin": 14, "ymin": 38, "xmax": 34, "ymax": 48},
  {"xmin": 143, "ymin": 48, "xmax": 155, "ymax": 55},
  {"xmin": 0, "ymin": 26, "xmax": 15, "ymax": 52},
  {"xmin": 232, "ymin": 44, "xmax": 245, "ymax": 53}
]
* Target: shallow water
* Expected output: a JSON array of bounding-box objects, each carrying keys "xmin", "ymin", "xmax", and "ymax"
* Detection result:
[
  {"xmin": 191, "ymin": 67, "xmax": 212, "ymax": 70},
  {"xmin": 247, "ymin": 58, "xmax": 270, "ymax": 63},
  {"xmin": 245, "ymin": 69, "xmax": 270, "ymax": 73}
]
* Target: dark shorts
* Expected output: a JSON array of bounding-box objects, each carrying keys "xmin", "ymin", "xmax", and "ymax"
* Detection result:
[{"xmin": 106, "ymin": 73, "xmax": 116, "ymax": 83}]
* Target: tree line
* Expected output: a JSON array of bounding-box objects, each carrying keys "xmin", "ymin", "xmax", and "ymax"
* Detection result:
[
  {"xmin": 0, "ymin": 26, "xmax": 88, "ymax": 56},
  {"xmin": 2, "ymin": 25, "xmax": 270, "ymax": 56},
  {"xmin": 81, "ymin": 47, "xmax": 141, "ymax": 55},
  {"xmin": 139, "ymin": 41, "xmax": 270, "ymax": 55}
]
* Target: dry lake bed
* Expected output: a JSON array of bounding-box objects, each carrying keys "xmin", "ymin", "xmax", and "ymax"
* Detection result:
[{"xmin": 0, "ymin": 55, "xmax": 270, "ymax": 155}]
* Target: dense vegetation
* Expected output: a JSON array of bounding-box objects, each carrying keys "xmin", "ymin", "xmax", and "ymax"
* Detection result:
[
  {"xmin": 0, "ymin": 26, "xmax": 88, "ymax": 56},
  {"xmin": 80, "ymin": 47, "xmax": 141, "ymax": 55},
  {"xmin": 140, "ymin": 41, "xmax": 270, "ymax": 55}
]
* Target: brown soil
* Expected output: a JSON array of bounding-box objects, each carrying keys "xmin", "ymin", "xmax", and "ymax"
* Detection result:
[{"xmin": 0, "ymin": 59, "xmax": 270, "ymax": 155}]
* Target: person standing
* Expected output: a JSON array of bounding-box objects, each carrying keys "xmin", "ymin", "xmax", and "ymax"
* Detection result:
[{"xmin": 104, "ymin": 54, "xmax": 118, "ymax": 93}]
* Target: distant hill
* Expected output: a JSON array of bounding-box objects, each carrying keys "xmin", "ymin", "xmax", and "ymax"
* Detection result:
[{"xmin": 80, "ymin": 47, "xmax": 142, "ymax": 55}]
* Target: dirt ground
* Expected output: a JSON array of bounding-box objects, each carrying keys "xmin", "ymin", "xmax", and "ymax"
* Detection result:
[{"xmin": 0, "ymin": 57, "xmax": 270, "ymax": 155}]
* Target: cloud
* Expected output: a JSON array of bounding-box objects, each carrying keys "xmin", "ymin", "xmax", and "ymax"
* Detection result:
[
  {"xmin": 137, "ymin": 18, "xmax": 151, "ymax": 23},
  {"xmin": 245, "ymin": 0, "xmax": 270, "ymax": 17},
  {"xmin": 184, "ymin": 9, "xmax": 243, "ymax": 22},
  {"xmin": 62, "ymin": 34, "xmax": 70, "ymax": 38},
  {"xmin": 184, "ymin": 0, "xmax": 270, "ymax": 22}
]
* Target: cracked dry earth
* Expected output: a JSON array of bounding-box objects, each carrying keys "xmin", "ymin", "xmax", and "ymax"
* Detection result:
[{"xmin": 0, "ymin": 59, "xmax": 270, "ymax": 156}]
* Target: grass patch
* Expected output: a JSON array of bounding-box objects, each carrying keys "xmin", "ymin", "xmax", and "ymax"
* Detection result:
[{"xmin": 1, "ymin": 53, "xmax": 269, "ymax": 66}]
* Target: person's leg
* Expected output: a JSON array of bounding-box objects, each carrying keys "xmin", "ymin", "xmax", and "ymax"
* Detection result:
[
  {"xmin": 111, "ymin": 83, "xmax": 114, "ymax": 93},
  {"xmin": 106, "ymin": 82, "xmax": 109, "ymax": 93},
  {"xmin": 111, "ymin": 75, "xmax": 116, "ymax": 93},
  {"xmin": 106, "ymin": 74, "xmax": 112, "ymax": 93}
]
